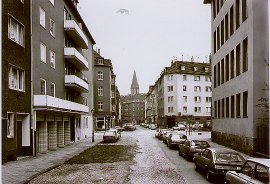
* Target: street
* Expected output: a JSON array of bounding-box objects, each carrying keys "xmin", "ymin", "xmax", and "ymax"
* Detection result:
[{"xmin": 29, "ymin": 126, "xmax": 223, "ymax": 184}]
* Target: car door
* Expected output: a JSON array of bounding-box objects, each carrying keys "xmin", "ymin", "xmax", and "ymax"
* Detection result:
[
  {"xmin": 251, "ymin": 163, "xmax": 269, "ymax": 184},
  {"xmin": 229, "ymin": 161, "xmax": 256, "ymax": 184},
  {"xmin": 197, "ymin": 149, "xmax": 210, "ymax": 170}
]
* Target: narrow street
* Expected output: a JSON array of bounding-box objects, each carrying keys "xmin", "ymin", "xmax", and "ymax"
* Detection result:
[{"xmin": 29, "ymin": 126, "xmax": 222, "ymax": 184}]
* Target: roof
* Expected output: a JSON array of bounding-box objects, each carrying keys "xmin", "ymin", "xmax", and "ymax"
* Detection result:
[
  {"xmin": 131, "ymin": 70, "xmax": 139, "ymax": 88},
  {"xmin": 203, "ymin": 0, "xmax": 212, "ymax": 4},
  {"xmin": 246, "ymin": 158, "xmax": 270, "ymax": 167}
]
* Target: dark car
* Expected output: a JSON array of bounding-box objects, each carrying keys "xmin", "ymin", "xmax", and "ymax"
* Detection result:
[
  {"xmin": 103, "ymin": 130, "xmax": 119, "ymax": 143},
  {"xmin": 167, "ymin": 133, "xmax": 187, "ymax": 149},
  {"xmin": 194, "ymin": 148, "xmax": 245, "ymax": 181},
  {"xmin": 179, "ymin": 139, "xmax": 210, "ymax": 160},
  {"xmin": 225, "ymin": 158, "xmax": 270, "ymax": 184}
]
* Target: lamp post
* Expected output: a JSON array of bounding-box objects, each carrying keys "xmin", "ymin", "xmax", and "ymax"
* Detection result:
[{"xmin": 91, "ymin": 108, "xmax": 95, "ymax": 142}]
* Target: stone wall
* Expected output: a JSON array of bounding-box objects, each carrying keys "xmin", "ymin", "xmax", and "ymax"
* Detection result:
[{"xmin": 212, "ymin": 131, "xmax": 256, "ymax": 156}]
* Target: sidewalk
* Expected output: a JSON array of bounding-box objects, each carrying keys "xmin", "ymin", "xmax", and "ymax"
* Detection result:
[{"xmin": 2, "ymin": 133, "xmax": 103, "ymax": 184}]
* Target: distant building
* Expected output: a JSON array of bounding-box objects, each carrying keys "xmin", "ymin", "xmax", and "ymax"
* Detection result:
[
  {"xmin": 93, "ymin": 50, "xmax": 119, "ymax": 130},
  {"xmin": 146, "ymin": 60, "xmax": 212, "ymax": 128},
  {"xmin": 121, "ymin": 71, "xmax": 146, "ymax": 124},
  {"xmin": 204, "ymin": 0, "xmax": 269, "ymax": 156},
  {"xmin": 2, "ymin": 0, "xmax": 32, "ymax": 162}
]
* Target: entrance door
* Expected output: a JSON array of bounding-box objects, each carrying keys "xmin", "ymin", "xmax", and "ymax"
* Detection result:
[{"xmin": 16, "ymin": 121, "xmax": 22, "ymax": 156}]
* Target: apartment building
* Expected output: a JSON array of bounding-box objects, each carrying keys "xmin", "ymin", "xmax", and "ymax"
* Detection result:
[
  {"xmin": 31, "ymin": 0, "xmax": 95, "ymax": 154},
  {"xmin": 148, "ymin": 60, "xmax": 212, "ymax": 128},
  {"xmin": 93, "ymin": 50, "xmax": 119, "ymax": 130},
  {"xmin": 121, "ymin": 71, "xmax": 146, "ymax": 124},
  {"xmin": 145, "ymin": 85, "xmax": 158, "ymax": 125},
  {"xmin": 2, "ymin": 0, "xmax": 32, "ymax": 163},
  {"xmin": 204, "ymin": 0, "xmax": 269, "ymax": 156}
]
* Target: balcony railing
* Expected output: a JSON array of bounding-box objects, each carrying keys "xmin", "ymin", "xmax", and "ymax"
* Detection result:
[
  {"xmin": 64, "ymin": 47, "xmax": 88, "ymax": 70},
  {"xmin": 64, "ymin": 20, "xmax": 88, "ymax": 49},
  {"xmin": 34, "ymin": 95, "xmax": 89, "ymax": 113},
  {"xmin": 65, "ymin": 75, "xmax": 89, "ymax": 92}
]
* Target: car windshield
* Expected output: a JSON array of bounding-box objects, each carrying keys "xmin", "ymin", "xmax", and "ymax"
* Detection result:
[
  {"xmin": 215, "ymin": 153, "xmax": 244, "ymax": 162},
  {"xmin": 104, "ymin": 131, "xmax": 115, "ymax": 136},
  {"xmin": 192, "ymin": 140, "xmax": 210, "ymax": 148},
  {"xmin": 171, "ymin": 134, "xmax": 186, "ymax": 139}
]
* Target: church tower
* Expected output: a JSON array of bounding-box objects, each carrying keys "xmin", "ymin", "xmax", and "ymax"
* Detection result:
[{"xmin": 131, "ymin": 70, "xmax": 139, "ymax": 96}]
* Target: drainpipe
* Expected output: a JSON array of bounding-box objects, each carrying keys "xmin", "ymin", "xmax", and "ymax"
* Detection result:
[{"xmin": 30, "ymin": 0, "xmax": 36, "ymax": 156}]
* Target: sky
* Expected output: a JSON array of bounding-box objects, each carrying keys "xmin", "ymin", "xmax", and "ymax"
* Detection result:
[{"xmin": 78, "ymin": 0, "xmax": 211, "ymax": 95}]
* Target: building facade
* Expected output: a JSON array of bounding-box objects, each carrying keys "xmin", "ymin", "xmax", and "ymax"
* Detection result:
[
  {"xmin": 147, "ymin": 60, "xmax": 212, "ymax": 129},
  {"xmin": 121, "ymin": 71, "xmax": 146, "ymax": 124},
  {"xmin": 2, "ymin": 0, "xmax": 32, "ymax": 162},
  {"xmin": 31, "ymin": 0, "xmax": 95, "ymax": 154},
  {"xmin": 93, "ymin": 50, "xmax": 119, "ymax": 130},
  {"xmin": 204, "ymin": 0, "xmax": 269, "ymax": 156}
]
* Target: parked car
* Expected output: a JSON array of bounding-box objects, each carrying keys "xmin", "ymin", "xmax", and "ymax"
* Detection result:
[
  {"xmin": 124, "ymin": 123, "xmax": 136, "ymax": 131},
  {"xmin": 149, "ymin": 124, "xmax": 157, "ymax": 130},
  {"xmin": 225, "ymin": 158, "xmax": 270, "ymax": 184},
  {"xmin": 194, "ymin": 148, "xmax": 245, "ymax": 181},
  {"xmin": 172, "ymin": 124, "xmax": 186, "ymax": 131},
  {"xmin": 167, "ymin": 133, "xmax": 187, "ymax": 149},
  {"xmin": 109, "ymin": 128, "xmax": 121, "ymax": 138},
  {"xmin": 114, "ymin": 126, "xmax": 124, "ymax": 132},
  {"xmin": 178, "ymin": 139, "xmax": 210, "ymax": 160},
  {"xmin": 162, "ymin": 130, "xmax": 173, "ymax": 144},
  {"xmin": 156, "ymin": 129, "xmax": 168, "ymax": 139},
  {"xmin": 103, "ymin": 130, "xmax": 119, "ymax": 143}
]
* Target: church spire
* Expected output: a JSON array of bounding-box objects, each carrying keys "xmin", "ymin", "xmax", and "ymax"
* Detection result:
[{"xmin": 131, "ymin": 70, "xmax": 139, "ymax": 96}]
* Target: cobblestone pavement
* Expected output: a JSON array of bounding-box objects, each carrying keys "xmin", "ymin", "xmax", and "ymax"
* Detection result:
[{"xmin": 2, "ymin": 133, "xmax": 103, "ymax": 184}]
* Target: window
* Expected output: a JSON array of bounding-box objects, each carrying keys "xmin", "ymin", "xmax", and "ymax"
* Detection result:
[
  {"xmin": 112, "ymin": 77, "xmax": 115, "ymax": 85},
  {"xmin": 183, "ymin": 75, "xmax": 187, "ymax": 81},
  {"xmin": 50, "ymin": 50, "xmax": 55, "ymax": 68},
  {"xmin": 194, "ymin": 86, "xmax": 201, "ymax": 92},
  {"xmin": 194, "ymin": 76, "xmax": 200, "ymax": 81},
  {"xmin": 242, "ymin": 0, "xmax": 247, "ymax": 22},
  {"xmin": 49, "ymin": 0, "xmax": 55, "ymax": 5},
  {"xmin": 236, "ymin": 44, "xmax": 241, "ymax": 76},
  {"xmin": 205, "ymin": 67, "xmax": 209, "ymax": 72},
  {"xmin": 254, "ymin": 164, "xmax": 269, "ymax": 183},
  {"xmin": 8, "ymin": 16, "xmax": 24, "ymax": 46},
  {"xmin": 112, "ymin": 105, "xmax": 116, "ymax": 111},
  {"xmin": 168, "ymin": 86, "xmax": 173, "ymax": 92},
  {"xmin": 97, "ymin": 71, "xmax": 103, "ymax": 80},
  {"xmin": 49, "ymin": 19, "xmax": 55, "ymax": 37},
  {"xmin": 7, "ymin": 113, "xmax": 14, "ymax": 138},
  {"xmin": 243, "ymin": 91, "xmax": 248, "ymax": 117},
  {"xmin": 168, "ymin": 96, "xmax": 173, "ymax": 103},
  {"xmin": 181, "ymin": 66, "xmax": 186, "ymax": 70},
  {"xmin": 231, "ymin": 95, "xmax": 235, "ymax": 118},
  {"xmin": 225, "ymin": 54, "xmax": 230, "ymax": 82},
  {"xmin": 40, "ymin": 42, "xmax": 46, "ymax": 63},
  {"xmin": 206, "ymin": 97, "xmax": 212, "ymax": 102},
  {"xmin": 40, "ymin": 7, "xmax": 46, "ymax": 28},
  {"xmin": 183, "ymin": 96, "xmax": 187, "ymax": 102},
  {"xmin": 183, "ymin": 106, "xmax": 187, "ymax": 113},
  {"xmin": 9, "ymin": 66, "xmax": 25, "ymax": 91},
  {"xmin": 50, "ymin": 82, "xmax": 55, "ymax": 97},
  {"xmin": 230, "ymin": 6, "xmax": 234, "ymax": 36},
  {"xmin": 236, "ymin": 93, "xmax": 241, "ymax": 118},
  {"xmin": 195, "ymin": 107, "xmax": 201, "ymax": 113},
  {"xmin": 98, "ymin": 86, "xmax": 103, "ymax": 96},
  {"xmin": 183, "ymin": 85, "xmax": 187, "ymax": 91},
  {"xmin": 82, "ymin": 97, "xmax": 88, "ymax": 106},
  {"xmin": 214, "ymin": 101, "xmax": 217, "ymax": 118},
  {"xmin": 194, "ymin": 67, "xmax": 198, "ymax": 71},
  {"xmin": 243, "ymin": 38, "xmax": 248, "ymax": 72},
  {"xmin": 168, "ymin": 107, "xmax": 174, "ymax": 113},
  {"xmin": 40, "ymin": 78, "xmax": 46, "ymax": 95},
  {"xmin": 64, "ymin": 8, "xmax": 71, "ymax": 20},
  {"xmin": 168, "ymin": 75, "xmax": 173, "ymax": 81},
  {"xmin": 230, "ymin": 49, "xmax": 235, "ymax": 79},
  {"xmin": 98, "ymin": 58, "xmax": 104, "ymax": 64},
  {"xmin": 206, "ymin": 107, "xmax": 211, "ymax": 113},
  {"xmin": 205, "ymin": 76, "xmax": 211, "ymax": 81},
  {"xmin": 226, "ymin": 97, "xmax": 230, "ymax": 118},
  {"xmin": 98, "ymin": 102, "xmax": 103, "ymax": 111},
  {"xmin": 206, "ymin": 86, "xmax": 212, "ymax": 92},
  {"xmin": 194, "ymin": 96, "xmax": 201, "ymax": 103},
  {"xmin": 112, "ymin": 91, "xmax": 115, "ymax": 98}
]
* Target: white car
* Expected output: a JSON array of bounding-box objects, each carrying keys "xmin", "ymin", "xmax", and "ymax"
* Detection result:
[
  {"xmin": 225, "ymin": 158, "xmax": 270, "ymax": 184},
  {"xmin": 109, "ymin": 128, "xmax": 121, "ymax": 139}
]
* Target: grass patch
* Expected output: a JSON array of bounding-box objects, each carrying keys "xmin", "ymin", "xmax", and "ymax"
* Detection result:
[{"xmin": 65, "ymin": 145, "xmax": 136, "ymax": 164}]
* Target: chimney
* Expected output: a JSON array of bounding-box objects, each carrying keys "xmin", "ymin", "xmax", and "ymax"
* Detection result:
[
  {"xmin": 191, "ymin": 56, "xmax": 194, "ymax": 62},
  {"xmin": 98, "ymin": 48, "xmax": 100, "ymax": 55}
]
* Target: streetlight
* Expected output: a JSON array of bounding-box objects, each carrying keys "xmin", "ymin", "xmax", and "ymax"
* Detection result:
[{"xmin": 91, "ymin": 108, "xmax": 95, "ymax": 142}]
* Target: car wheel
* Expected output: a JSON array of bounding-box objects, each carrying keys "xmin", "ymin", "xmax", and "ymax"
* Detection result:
[{"xmin": 205, "ymin": 169, "xmax": 212, "ymax": 181}]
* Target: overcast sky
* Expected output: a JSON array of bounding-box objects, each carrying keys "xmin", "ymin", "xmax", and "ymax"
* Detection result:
[{"xmin": 78, "ymin": 0, "xmax": 211, "ymax": 95}]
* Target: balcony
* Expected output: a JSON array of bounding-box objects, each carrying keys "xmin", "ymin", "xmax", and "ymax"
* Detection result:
[
  {"xmin": 64, "ymin": 20, "xmax": 88, "ymax": 49},
  {"xmin": 64, "ymin": 47, "xmax": 88, "ymax": 70},
  {"xmin": 65, "ymin": 75, "xmax": 89, "ymax": 93},
  {"xmin": 34, "ymin": 95, "xmax": 89, "ymax": 113}
]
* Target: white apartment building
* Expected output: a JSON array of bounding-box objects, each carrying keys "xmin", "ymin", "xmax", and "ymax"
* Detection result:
[
  {"xmin": 163, "ymin": 61, "xmax": 212, "ymax": 128},
  {"xmin": 204, "ymin": 0, "xmax": 269, "ymax": 156}
]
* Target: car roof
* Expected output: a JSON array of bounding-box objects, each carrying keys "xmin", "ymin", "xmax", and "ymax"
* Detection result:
[
  {"xmin": 246, "ymin": 158, "xmax": 270, "ymax": 167},
  {"xmin": 206, "ymin": 148, "xmax": 239, "ymax": 154}
]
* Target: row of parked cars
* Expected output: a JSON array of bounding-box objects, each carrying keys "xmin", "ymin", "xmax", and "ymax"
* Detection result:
[
  {"xmin": 155, "ymin": 128, "xmax": 270, "ymax": 183},
  {"xmin": 102, "ymin": 124, "xmax": 137, "ymax": 143}
]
